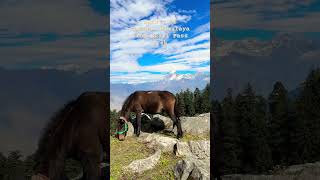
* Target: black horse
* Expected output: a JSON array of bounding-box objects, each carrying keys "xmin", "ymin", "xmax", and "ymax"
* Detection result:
[
  {"xmin": 32, "ymin": 92, "xmax": 109, "ymax": 180},
  {"xmin": 116, "ymin": 91, "xmax": 183, "ymax": 139}
]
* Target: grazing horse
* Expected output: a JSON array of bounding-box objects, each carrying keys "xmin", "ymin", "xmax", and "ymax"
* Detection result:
[
  {"xmin": 32, "ymin": 92, "xmax": 109, "ymax": 180},
  {"xmin": 116, "ymin": 91, "xmax": 183, "ymax": 139}
]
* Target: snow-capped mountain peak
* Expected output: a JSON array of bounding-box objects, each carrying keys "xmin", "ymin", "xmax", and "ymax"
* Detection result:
[{"xmin": 164, "ymin": 72, "xmax": 193, "ymax": 81}]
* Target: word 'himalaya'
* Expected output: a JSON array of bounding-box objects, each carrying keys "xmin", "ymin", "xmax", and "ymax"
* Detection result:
[{"xmin": 133, "ymin": 26, "xmax": 190, "ymax": 32}]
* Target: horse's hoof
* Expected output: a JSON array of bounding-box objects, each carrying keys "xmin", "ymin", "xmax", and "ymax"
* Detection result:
[{"xmin": 177, "ymin": 134, "xmax": 183, "ymax": 139}]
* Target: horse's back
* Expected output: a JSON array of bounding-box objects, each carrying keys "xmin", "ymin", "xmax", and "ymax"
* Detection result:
[
  {"xmin": 69, "ymin": 91, "xmax": 109, "ymax": 154},
  {"xmin": 133, "ymin": 90, "xmax": 174, "ymax": 98}
]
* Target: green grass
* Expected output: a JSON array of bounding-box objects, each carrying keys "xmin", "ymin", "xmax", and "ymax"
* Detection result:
[
  {"xmin": 159, "ymin": 130, "xmax": 210, "ymax": 142},
  {"xmin": 132, "ymin": 152, "xmax": 181, "ymax": 180},
  {"xmin": 110, "ymin": 133, "xmax": 209, "ymax": 180},
  {"xmin": 181, "ymin": 133, "xmax": 210, "ymax": 142},
  {"xmin": 110, "ymin": 136, "xmax": 152, "ymax": 180},
  {"xmin": 110, "ymin": 136, "xmax": 181, "ymax": 180}
]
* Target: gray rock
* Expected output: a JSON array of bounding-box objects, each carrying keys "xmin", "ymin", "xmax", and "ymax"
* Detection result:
[
  {"xmin": 174, "ymin": 157, "xmax": 210, "ymax": 180},
  {"xmin": 222, "ymin": 161, "xmax": 320, "ymax": 180},
  {"xmin": 126, "ymin": 121, "xmax": 134, "ymax": 137},
  {"xmin": 179, "ymin": 113, "xmax": 210, "ymax": 135},
  {"xmin": 138, "ymin": 133, "xmax": 178, "ymax": 152},
  {"xmin": 174, "ymin": 140, "xmax": 210, "ymax": 159},
  {"xmin": 132, "ymin": 113, "xmax": 210, "ymax": 135},
  {"xmin": 188, "ymin": 141, "xmax": 210, "ymax": 159},
  {"xmin": 153, "ymin": 114, "xmax": 174, "ymax": 130},
  {"xmin": 174, "ymin": 142, "xmax": 192, "ymax": 157},
  {"xmin": 174, "ymin": 140, "xmax": 210, "ymax": 180},
  {"xmin": 222, "ymin": 175, "xmax": 293, "ymax": 180},
  {"xmin": 124, "ymin": 150, "xmax": 162, "ymax": 174}
]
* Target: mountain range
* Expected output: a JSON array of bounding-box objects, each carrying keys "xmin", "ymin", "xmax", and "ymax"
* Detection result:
[{"xmin": 212, "ymin": 33, "xmax": 320, "ymax": 99}]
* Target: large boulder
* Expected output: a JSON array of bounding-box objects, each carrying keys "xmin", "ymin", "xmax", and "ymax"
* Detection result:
[
  {"xmin": 179, "ymin": 113, "xmax": 210, "ymax": 135},
  {"xmin": 138, "ymin": 133, "xmax": 178, "ymax": 152},
  {"xmin": 126, "ymin": 121, "xmax": 134, "ymax": 137},
  {"xmin": 124, "ymin": 150, "xmax": 162, "ymax": 174},
  {"xmin": 173, "ymin": 140, "xmax": 210, "ymax": 180},
  {"xmin": 174, "ymin": 157, "xmax": 210, "ymax": 180},
  {"xmin": 221, "ymin": 161, "xmax": 320, "ymax": 180},
  {"xmin": 174, "ymin": 140, "xmax": 210, "ymax": 159},
  {"xmin": 130, "ymin": 113, "xmax": 210, "ymax": 135}
]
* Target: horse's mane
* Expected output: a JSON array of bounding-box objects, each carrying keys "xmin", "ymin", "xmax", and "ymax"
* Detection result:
[
  {"xmin": 121, "ymin": 92, "xmax": 136, "ymax": 115},
  {"xmin": 34, "ymin": 99, "xmax": 78, "ymax": 163}
]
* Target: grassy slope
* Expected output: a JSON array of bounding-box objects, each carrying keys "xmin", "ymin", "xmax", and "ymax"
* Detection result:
[{"xmin": 110, "ymin": 133, "xmax": 210, "ymax": 180}]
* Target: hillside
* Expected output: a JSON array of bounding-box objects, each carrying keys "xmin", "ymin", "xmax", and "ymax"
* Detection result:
[{"xmin": 110, "ymin": 113, "xmax": 210, "ymax": 180}]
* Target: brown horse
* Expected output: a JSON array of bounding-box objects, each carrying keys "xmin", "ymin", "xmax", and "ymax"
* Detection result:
[
  {"xmin": 32, "ymin": 92, "xmax": 109, "ymax": 180},
  {"xmin": 116, "ymin": 91, "xmax": 183, "ymax": 139}
]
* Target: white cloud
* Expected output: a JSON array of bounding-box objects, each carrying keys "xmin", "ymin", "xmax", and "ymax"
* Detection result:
[
  {"xmin": 110, "ymin": 0, "xmax": 210, "ymax": 83},
  {"xmin": 213, "ymin": 0, "xmax": 320, "ymax": 32},
  {"xmin": 0, "ymin": 0, "xmax": 108, "ymax": 71},
  {"xmin": 194, "ymin": 22, "xmax": 210, "ymax": 34},
  {"xmin": 111, "ymin": 72, "xmax": 165, "ymax": 84},
  {"xmin": 0, "ymin": 0, "xmax": 107, "ymax": 33}
]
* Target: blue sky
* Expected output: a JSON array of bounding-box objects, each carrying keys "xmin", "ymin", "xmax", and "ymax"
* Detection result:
[
  {"xmin": 110, "ymin": 0, "xmax": 210, "ymax": 84},
  {"xmin": 0, "ymin": 0, "xmax": 108, "ymax": 71}
]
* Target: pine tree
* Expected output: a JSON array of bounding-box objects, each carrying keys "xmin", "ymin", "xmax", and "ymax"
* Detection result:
[
  {"xmin": 268, "ymin": 81, "xmax": 290, "ymax": 165},
  {"xmin": 5, "ymin": 151, "xmax": 24, "ymax": 179},
  {"xmin": 220, "ymin": 88, "xmax": 241, "ymax": 174},
  {"xmin": 235, "ymin": 84, "xmax": 271, "ymax": 173},
  {"xmin": 184, "ymin": 89, "xmax": 195, "ymax": 116},
  {"xmin": 194, "ymin": 88, "xmax": 202, "ymax": 114},
  {"xmin": 212, "ymin": 100, "xmax": 224, "ymax": 178},
  {"xmin": 293, "ymin": 68, "xmax": 320, "ymax": 162},
  {"xmin": 176, "ymin": 92, "xmax": 186, "ymax": 116},
  {"xmin": 201, "ymin": 83, "xmax": 211, "ymax": 113},
  {"xmin": 0, "ymin": 152, "xmax": 5, "ymax": 179}
]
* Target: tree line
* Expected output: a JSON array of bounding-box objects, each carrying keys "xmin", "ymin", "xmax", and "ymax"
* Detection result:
[
  {"xmin": 0, "ymin": 151, "xmax": 82, "ymax": 179},
  {"xmin": 176, "ymin": 83, "xmax": 211, "ymax": 116},
  {"xmin": 213, "ymin": 68, "xmax": 320, "ymax": 175}
]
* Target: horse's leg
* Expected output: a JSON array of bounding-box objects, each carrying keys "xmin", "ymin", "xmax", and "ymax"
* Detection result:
[
  {"xmin": 169, "ymin": 114, "xmax": 183, "ymax": 138},
  {"xmin": 168, "ymin": 108, "xmax": 183, "ymax": 138},
  {"xmin": 176, "ymin": 117, "xmax": 183, "ymax": 138},
  {"xmin": 48, "ymin": 153, "xmax": 68, "ymax": 180},
  {"xmin": 81, "ymin": 153, "xmax": 100, "ymax": 180},
  {"xmin": 136, "ymin": 110, "xmax": 142, "ymax": 137},
  {"xmin": 133, "ymin": 119, "xmax": 137, "ymax": 135}
]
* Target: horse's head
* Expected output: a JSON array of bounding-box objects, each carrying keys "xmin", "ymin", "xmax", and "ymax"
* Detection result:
[{"xmin": 116, "ymin": 116, "xmax": 128, "ymax": 141}]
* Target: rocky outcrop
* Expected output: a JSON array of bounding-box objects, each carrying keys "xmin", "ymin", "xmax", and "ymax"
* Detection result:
[
  {"xmin": 222, "ymin": 161, "xmax": 320, "ymax": 180},
  {"xmin": 124, "ymin": 150, "xmax": 162, "ymax": 174},
  {"xmin": 173, "ymin": 140, "xmax": 210, "ymax": 180},
  {"xmin": 128, "ymin": 113, "xmax": 210, "ymax": 135},
  {"xmin": 126, "ymin": 121, "xmax": 134, "ymax": 137},
  {"xmin": 179, "ymin": 113, "xmax": 210, "ymax": 135},
  {"xmin": 122, "ymin": 114, "xmax": 210, "ymax": 179},
  {"xmin": 138, "ymin": 133, "xmax": 178, "ymax": 152},
  {"xmin": 174, "ymin": 157, "xmax": 210, "ymax": 180}
]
